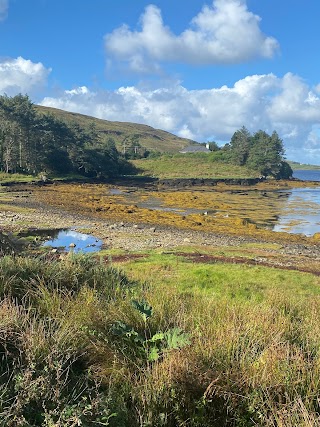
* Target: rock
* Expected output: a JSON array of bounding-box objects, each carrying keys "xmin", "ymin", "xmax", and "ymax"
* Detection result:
[{"xmin": 150, "ymin": 227, "xmax": 156, "ymax": 232}]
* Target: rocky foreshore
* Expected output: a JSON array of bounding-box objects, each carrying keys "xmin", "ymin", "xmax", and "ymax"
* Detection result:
[{"xmin": 1, "ymin": 186, "xmax": 320, "ymax": 275}]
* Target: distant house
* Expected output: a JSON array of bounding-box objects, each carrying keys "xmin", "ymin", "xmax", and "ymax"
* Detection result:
[{"xmin": 180, "ymin": 143, "xmax": 210, "ymax": 154}]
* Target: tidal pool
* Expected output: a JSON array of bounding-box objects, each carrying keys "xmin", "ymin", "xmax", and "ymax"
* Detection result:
[{"xmin": 42, "ymin": 229, "xmax": 102, "ymax": 253}]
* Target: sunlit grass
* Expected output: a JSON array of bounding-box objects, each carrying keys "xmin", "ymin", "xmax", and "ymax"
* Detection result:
[
  {"xmin": 132, "ymin": 153, "xmax": 258, "ymax": 179},
  {"xmin": 1, "ymin": 253, "xmax": 320, "ymax": 425},
  {"xmin": 0, "ymin": 171, "xmax": 35, "ymax": 183},
  {"xmin": 113, "ymin": 252, "xmax": 320, "ymax": 300}
]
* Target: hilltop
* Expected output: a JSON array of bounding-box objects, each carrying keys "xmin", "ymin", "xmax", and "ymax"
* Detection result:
[{"xmin": 36, "ymin": 105, "xmax": 196, "ymax": 154}]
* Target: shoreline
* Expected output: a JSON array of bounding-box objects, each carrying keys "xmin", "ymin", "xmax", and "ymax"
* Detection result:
[{"xmin": 0, "ymin": 182, "xmax": 320, "ymax": 275}]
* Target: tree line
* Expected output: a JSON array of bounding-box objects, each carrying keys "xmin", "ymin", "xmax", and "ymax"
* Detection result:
[
  {"xmin": 0, "ymin": 94, "xmax": 293, "ymax": 180},
  {"xmin": 0, "ymin": 94, "xmax": 134, "ymax": 178},
  {"xmin": 207, "ymin": 126, "xmax": 293, "ymax": 179}
]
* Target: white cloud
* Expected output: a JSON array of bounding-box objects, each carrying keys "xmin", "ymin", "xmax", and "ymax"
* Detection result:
[
  {"xmin": 65, "ymin": 86, "xmax": 89, "ymax": 96},
  {"xmin": 0, "ymin": 0, "xmax": 8, "ymax": 21},
  {"xmin": 0, "ymin": 56, "xmax": 51, "ymax": 96},
  {"xmin": 104, "ymin": 1, "xmax": 279, "ymax": 73},
  {"xmin": 40, "ymin": 73, "xmax": 320, "ymax": 164}
]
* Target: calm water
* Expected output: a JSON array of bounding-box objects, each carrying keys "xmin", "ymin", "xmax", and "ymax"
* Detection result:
[
  {"xmin": 43, "ymin": 229, "xmax": 102, "ymax": 253},
  {"xmin": 272, "ymin": 169, "xmax": 320, "ymax": 235},
  {"xmin": 273, "ymin": 187, "xmax": 320, "ymax": 236},
  {"xmin": 293, "ymin": 169, "xmax": 320, "ymax": 181}
]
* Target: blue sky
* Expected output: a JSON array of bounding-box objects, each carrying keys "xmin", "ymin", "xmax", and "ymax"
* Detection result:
[{"xmin": 1, "ymin": 0, "xmax": 320, "ymax": 164}]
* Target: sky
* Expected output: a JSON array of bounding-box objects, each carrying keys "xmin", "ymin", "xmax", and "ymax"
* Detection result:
[{"xmin": 1, "ymin": 0, "xmax": 320, "ymax": 164}]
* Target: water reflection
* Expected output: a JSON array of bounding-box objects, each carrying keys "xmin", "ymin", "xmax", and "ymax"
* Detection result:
[
  {"xmin": 273, "ymin": 188, "xmax": 320, "ymax": 236},
  {"xmin": 43, "ymin": 229, "xmax": 102, "ymax": 253}
]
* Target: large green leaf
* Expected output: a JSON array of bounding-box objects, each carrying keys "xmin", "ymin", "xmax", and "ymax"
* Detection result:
[
  {"xmin": 148, "ymin": 346, "xmax": 160, "ymax": 362},
  {"xmin": 149, "ymin": 332, "xmax": 165, "ymax": 342},
  {"xmin": 111, "ymin": 321, "xmax": 143, "ymax": 343},
  {"xmin": 131, "ymin": 300, "xmax": 153, "ymax": 320},
  {"xmin": 165, "ymin": 328, "xmax": 191, "ymax": 350}
]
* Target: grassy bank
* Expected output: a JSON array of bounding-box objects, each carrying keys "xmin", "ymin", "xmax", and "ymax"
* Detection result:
[
  {"xmin": 132, "ymin": 153, "xmax": 258, "ymax": 179},
  {"xmin": 1, "ymin": 253, "xmax": 320, "ymax": 426}
]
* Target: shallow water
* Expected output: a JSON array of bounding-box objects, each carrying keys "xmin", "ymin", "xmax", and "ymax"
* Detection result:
[
  {"xmin": 273, "ymin": 188, "xmax": 320, "ymax": 236},
  {"xmin": 43, "ymin": 229, "xmax": 102, "ymax": 253},
  {"xmin": 110, "ymin": 183, "xmax": 320, "ymax": 236}
]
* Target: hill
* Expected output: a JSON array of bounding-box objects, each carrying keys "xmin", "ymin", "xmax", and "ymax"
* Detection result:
[
  {"xmin": 288, "ymin": 161, "xmax": 320, "ymax": 170},
  {"xmin": 36, "ymin": 105, "xmax": 196, "ymax": 154}
]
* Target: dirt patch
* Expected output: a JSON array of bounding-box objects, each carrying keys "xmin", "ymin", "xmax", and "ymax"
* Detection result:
[
  {"xmin": 104, "ymin": 253, "xmax": 149, "ymax": 263},
  {"xmin": 168, "ymin": 252, "xmax": 320, "ymax": 276}
]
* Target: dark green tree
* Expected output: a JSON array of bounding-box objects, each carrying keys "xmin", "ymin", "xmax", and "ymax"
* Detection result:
[
  {"xmin": 0, "ymin": 94, "xmax": 38, "ymax": 173},
  {"xmin": 247, "ymin": 130, "xmax": 288, "ymax": 178},
  {"xmin": 0, "ymin": 94, "xmax": 133, "ymax": 179},
  {"xmin": 229, "ymin": 126, "xmax": 252, "ymax": 166}
]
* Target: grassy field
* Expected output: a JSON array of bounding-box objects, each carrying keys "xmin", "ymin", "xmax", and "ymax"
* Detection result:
[
  {"xmin": 1, "ymin": 251, "xmax": 320, "ymax": 426},
  {"xmin": 289, "ymin": 161, "xmax": 320, "ymax": 170},
  {"xmin": 132, "ymin": 153, "xmax": 258, "ymax": 179},
  {"xmin": 0, "ymin": 172, "xmax": 36, "ymax": 184}
]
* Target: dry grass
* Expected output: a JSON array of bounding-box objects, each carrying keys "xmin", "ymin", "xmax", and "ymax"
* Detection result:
[{"xmin": 1, "ymin": 253, "xmax": 320, "ymax": 425}]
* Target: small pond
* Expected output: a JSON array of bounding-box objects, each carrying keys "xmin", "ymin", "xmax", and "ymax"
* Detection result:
[{"xmin": 42, "ymin": 229, "xmax": 102, "ymax": 253}]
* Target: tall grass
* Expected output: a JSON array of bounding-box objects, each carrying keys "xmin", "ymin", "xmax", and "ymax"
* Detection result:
[{"xmin": 0, "ymin": 253, "xmax": 320, "ymax": 425}]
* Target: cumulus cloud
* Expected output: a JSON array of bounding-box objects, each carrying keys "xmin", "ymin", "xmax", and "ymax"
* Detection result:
[
  {"xmin": 104, "ymin": 1, "xmax": 279, "ymax": 72},
  {"xmin": 40, "ymin": 73, "xmax": 320, "ymax": 164},
  {"xmin": 0, "ymin": 56, "xmax": 51, "ymax": 96},
  {"xmin": 0, "ymin": 0, "xmax": 8, "ymax": 21}
]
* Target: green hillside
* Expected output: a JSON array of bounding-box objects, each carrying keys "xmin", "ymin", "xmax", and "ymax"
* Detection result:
[
  {"xmin": 288, "ymin": 161, "xmax": 320, "ymax": 170},
  {"xmin": 36, "ymin": 105, "xmax": 196, "ymax": 153}
]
